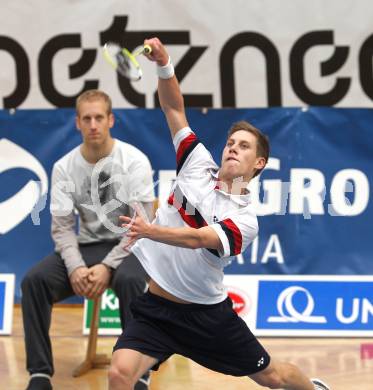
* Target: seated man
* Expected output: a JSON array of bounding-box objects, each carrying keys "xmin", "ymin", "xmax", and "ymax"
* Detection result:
[
  {"xmin": 108, "ymin": 39, "xmax": 330, "ymax": 390},
  {"xmin": 21, "ymin": 89, "xmax": 155, "ymax": 390}
]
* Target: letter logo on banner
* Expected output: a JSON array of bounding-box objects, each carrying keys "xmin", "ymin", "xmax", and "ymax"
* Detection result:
[
  {"xmin": 267, "ymin": 286, "xmax": 327, "ymax": 323},
  {"xmin": 227, "ymin": 286, "xmax": 252, "ymax": 316},
  {"xmin": 0, "ymin": 139, "xmax": 48, "ymax": 234},
  {"xmin": 101, "ymin": 289, "xmax": 119, "ymax": 311}
]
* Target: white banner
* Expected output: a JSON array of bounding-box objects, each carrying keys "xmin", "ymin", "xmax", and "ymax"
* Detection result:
[
  {"xmin": 1, "ymin": 0, "xmax": 373, "ymax": 109},
  {"xmin": 0, "ymin": 274, "xmax": 15, "ymax": 335},
  {"xmin": 80, "ymin": 275, "xmax": 373, "ymax": 337},
  {"xmin": 224, "ymin": 275, "xmax": 373, "ymax": 337}
]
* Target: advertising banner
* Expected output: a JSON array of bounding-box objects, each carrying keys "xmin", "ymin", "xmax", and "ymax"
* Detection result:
[
  {"xmin": 0, "ymin": 274, "xmax": 15, "ymax": 335},
  {"xmin": 0, "ymin": 107, "xmax": 372, "ymax": 302},
  {"xmin": 1, "ymin": 1, "xmax": 373, "ymax": 109},
  {"xmin": 1, "ymin": 0, "xmax": 372, "ymax": 337},
  {"xmin": 83, "ymin": 289, "xmax": 121, "ymax": 336},
  {"xmin": 224, "ymin": 275, "xmax": 373, "ymax": 337},
  {"xmin": 82, "ymin": 276, "xmax": 373, "ymax": 337}
]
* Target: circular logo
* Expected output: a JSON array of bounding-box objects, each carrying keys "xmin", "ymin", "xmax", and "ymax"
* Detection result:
[{"xmin": 267, "ymin": 285, "xmax": 327, "ymax": 323}]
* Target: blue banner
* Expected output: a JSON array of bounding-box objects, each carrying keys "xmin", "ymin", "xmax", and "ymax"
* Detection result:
[
  {"xmin": 257, "ymin": 280, "xmax": 373, "ymax": 331},
  {"xmin": 0, "ymin": 108, "xmax": 372, "ymax": 302},
  {"xmin": 224, "ymin": 275, "xmax": 373, "ymax": 336}
]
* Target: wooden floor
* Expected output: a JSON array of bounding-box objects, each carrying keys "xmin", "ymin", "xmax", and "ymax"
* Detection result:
[{"xmin": 1, "ymin": 306, "xmax": 372, "ymax": 389}]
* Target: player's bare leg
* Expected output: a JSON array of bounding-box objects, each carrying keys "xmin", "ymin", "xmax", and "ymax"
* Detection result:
[
  {"xmin": 249, "ymin": 360, "xmax": 318, "ymax": 390},
  {"xmin": 108, "ymin": 348, "xmax": 157, "ymax": 390}
]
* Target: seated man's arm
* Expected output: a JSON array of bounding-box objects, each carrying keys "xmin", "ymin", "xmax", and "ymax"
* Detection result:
[
  {"xmin": 51, "ymin": 214, "xmax": 85, "ymax": 274},
  {"xmin": 50, "ymin": 164, "xmax": 89, "ymax": 295},
  {"xmin": 51, "ymin": 214, "xmax": 90, "ymax": 296}
]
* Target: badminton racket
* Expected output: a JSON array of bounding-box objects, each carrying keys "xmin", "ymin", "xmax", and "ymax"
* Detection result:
[{"xmin": 103, "ymin": 42, "xmax": 152, "ymax": 81}]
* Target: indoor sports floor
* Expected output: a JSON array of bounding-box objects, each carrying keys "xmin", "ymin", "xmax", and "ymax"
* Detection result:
[{"xmin": 1, "ymin": 306, "xmax": 372, "ymax": 389}]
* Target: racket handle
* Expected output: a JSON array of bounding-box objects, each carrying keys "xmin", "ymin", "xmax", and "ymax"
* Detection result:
[
  {"xmin": 143, "ymin": 45, "xmax": 152, "ymax": 54},
  {"xmin": 133, "ymin": 44, "xmax": 152, "ymax": 57}
]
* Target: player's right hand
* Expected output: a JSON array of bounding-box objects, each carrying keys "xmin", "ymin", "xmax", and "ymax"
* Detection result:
[
  {"xmin": 143, "ymin": 37, "xmax": 169, "ymax": 66},
  {"xmin": 69, "ymin": 266, "xmax": 90, "ymax": 296}
]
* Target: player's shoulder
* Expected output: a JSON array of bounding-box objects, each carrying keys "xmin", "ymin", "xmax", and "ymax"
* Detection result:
[
  {"xmin": 226, "ymin": 199, "xmax": 258, "ymax": 223},
  {"xmin": 235, "ymin": 203, "xmax": 259, "ymax": 231}
]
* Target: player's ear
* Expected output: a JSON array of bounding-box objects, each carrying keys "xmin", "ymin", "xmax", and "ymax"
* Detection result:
[{"xmin": 255, "ymin": 156, "xmax": 266, "ymax": 170}]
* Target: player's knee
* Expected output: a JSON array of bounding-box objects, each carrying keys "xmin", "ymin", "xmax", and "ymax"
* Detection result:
[
  {"xmin": 253, "ymin": 362, "xmax": 300, "ymax": 389},
  {"xmin": 267, "ymin": 374, "xmax": 283, "ymax": 389},
  {"xmin": 108, "ymin": 362, "xmax": 135, "ymax": 389},
  {"xmin": 259, "ymin": 373, "xmax": 283, "ymax": 389},
  {"xmin": 281, "ymin": 362, "xmax": 303, "ymax": 385},
  {"xmin": 250, "ymin": 368, "xmax": 283, "ymax": 389}
]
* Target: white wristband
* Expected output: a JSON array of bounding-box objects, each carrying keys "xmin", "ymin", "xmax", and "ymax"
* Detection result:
[{"xmin": 157, "ymin": 56, "xmax": 175, "ymax": 79}]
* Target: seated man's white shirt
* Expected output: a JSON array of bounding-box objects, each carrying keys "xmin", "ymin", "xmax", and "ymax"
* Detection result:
[
  {"xmin": 50, "ymin": 139, "xmax": 155, "ymax": 274},
  {"xmin": 132, "ymin": 127, "xmax": 258, "ymax": 304}
]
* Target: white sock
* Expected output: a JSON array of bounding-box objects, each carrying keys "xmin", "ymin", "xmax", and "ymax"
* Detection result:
[{"xmin": 30, "ymin": 373, "xmax": 51, "ymax": 380}]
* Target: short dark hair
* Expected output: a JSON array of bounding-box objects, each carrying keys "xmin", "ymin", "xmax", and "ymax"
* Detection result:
[
  {"xmin": 76, "ymin": 89, "xmax": 112, "ymax": 116},
  {"xmin": 227, "ymin": 120, "xmax": 270, "ymax": 178}
]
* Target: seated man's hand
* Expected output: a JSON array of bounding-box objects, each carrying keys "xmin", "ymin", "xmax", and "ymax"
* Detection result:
[
  {"xmin": 85, "ymin": 264, "xmax": 111, "ymax": 299},
  {"xmin": 69, "ymin": 266, "xmax": 90, "ymax": 296}
]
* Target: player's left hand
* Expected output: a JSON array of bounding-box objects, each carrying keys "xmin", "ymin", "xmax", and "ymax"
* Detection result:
[
  {"xmin": 85, "ymin": 264, "xmax": 111, "ymax": 299},
  {"xmin": 120, "ymin": 212, "xmax": 151, "ymax": 249}
]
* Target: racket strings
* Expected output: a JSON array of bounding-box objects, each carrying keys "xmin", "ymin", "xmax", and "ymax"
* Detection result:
[
  {"xmin": 116, "ymin": 52, "xmax": 131, "ymax": 73},
  {"xmin": 103, "ymin": 42, "xmax": 148, "ymax": 81}
]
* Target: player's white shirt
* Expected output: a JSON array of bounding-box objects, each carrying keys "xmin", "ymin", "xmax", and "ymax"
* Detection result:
[{"xmin": 132, "ymin": 128, "xmax": 258, "ymax": 304}]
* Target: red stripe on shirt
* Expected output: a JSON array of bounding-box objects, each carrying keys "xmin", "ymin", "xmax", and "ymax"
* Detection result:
[
  {"xmin": 221, "ymin": 218, "xmax": 242, "ymax": 255},
  {"xmin": 176, "ymin": 133, "xmax": 198, "ymax": 165},
  {"xmin": 168, "ymin": 192, "xmax": 207, "ymax": 229}
]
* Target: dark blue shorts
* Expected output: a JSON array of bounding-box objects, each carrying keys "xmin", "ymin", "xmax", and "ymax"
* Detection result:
[{"xmin": 113, "ymin": 291, "xmax": 271, "ymax": 376}]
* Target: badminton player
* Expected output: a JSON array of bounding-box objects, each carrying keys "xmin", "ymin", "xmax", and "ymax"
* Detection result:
[{"xmin": 108, "ymin": 38, "xmax": 330, "ymax": 390}]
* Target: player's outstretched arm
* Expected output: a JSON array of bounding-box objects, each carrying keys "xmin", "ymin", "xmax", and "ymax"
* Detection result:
[
  {"xmin": 120, "ymin": 213, "xmax": 223, "ymax": 253},
  {"xmin": 144, "ymin": 37, "xmax": 188, "ymax": 139}
]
